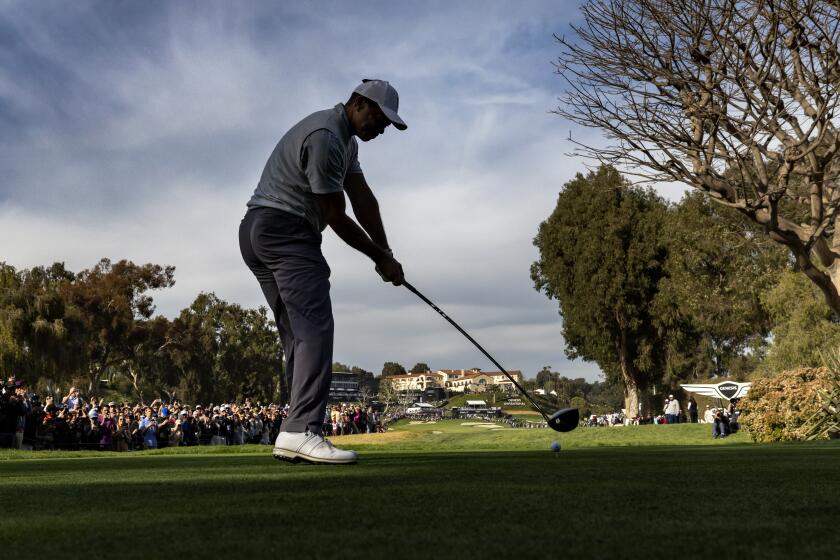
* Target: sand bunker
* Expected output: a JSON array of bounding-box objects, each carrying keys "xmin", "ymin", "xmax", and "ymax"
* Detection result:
[
  {"xmin": 328, "ymin": 431, "xmax": 414, "ymax": 445},
  {"xmin": 461, "ymin": 422, "xmax": 506, "ymax": 429}
]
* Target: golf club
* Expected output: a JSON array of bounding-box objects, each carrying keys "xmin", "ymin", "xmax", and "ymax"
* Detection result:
[{"xmin": 403, "ymin": 281, "xmax": 579, "ymax": 432}]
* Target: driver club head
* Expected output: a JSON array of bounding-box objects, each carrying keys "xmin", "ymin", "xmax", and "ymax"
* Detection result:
[{"xmin": 547, "ymin": 407, "xmax": 579, "ymax": 433}]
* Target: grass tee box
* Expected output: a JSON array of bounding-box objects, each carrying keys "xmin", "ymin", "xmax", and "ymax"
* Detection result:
[{"xmin": 2, "ymin": 422, "xmax": 838, "ymax": 559}]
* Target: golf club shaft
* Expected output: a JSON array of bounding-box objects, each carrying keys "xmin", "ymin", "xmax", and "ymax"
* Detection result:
[{"xmin": 402, "ymin": 281, "xmax": 550, "ymax": 422}]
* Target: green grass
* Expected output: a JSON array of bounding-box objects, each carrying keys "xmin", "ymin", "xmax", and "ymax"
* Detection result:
[
  {"xmin": 2, "ymin": 422, "xmax": 838, "ymax": 559},
  {"xmin": 443, "ymin": 391, "xmax": 524, "ymax": 408}
]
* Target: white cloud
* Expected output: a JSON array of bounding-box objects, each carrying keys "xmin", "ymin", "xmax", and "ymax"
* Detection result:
[{"xmin": 0, "ymin": 0, "xmax": 609, "ymax": 381}]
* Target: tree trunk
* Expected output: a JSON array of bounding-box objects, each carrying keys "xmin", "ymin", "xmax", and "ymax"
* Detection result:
[
  {"xmin": 622, "ymin": 374, "xmax": 641, "ymax": 420},
  {"xmin": 86, "ymin": 367, "xmax": 100, "ymax": 397},
  {"xmin": 128, "ymin": 366, "xmax": 143, "ymax": 404},
  {"xmin": 617, "ymin": 325, "xmax": 642, "ymax": 419}
]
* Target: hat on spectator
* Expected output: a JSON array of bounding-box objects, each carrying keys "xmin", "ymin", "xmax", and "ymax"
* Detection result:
[
  {"xmin": 160, "ymin": 406, "xmax": 169, "ymax": 417},
  {"xmin": 179, "ymin": 410, "xmax": 188, "ymax": 416},
  {"xmin": 88, "ymin": 409, "xmax": 99, "ymax": 418}
]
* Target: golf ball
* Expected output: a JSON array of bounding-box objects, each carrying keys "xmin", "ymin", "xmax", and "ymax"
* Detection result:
[{"xmin": 550, "ymin": 441, "xmax": 561, "ymax": 452}]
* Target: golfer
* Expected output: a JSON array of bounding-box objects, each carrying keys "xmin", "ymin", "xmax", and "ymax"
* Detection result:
[{"xmin": 239, "ymin": 79, "xmax": 406, "ymax": 464}]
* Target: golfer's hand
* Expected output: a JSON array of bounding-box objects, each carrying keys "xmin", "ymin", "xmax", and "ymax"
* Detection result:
[{"xmin": 376, "ymin": 253, "xmax": 404, "ymax": 286}]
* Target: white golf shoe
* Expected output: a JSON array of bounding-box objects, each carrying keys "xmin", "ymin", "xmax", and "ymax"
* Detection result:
[{"xmin": 272, "ymin": 431, "xmax": 357, "ymax": 465}]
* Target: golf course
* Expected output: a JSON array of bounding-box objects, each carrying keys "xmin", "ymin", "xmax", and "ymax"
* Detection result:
[
  {"xmin": 2, "ymin": 421, "xmax": 838, "ymax": 559},
  {"xmin": 3, "ymin": 2, "xmax": 840, "ymax": 559}
]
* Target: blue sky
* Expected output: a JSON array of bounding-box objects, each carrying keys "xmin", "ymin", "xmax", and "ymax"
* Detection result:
[{"xmin": 0, "ymin": 0, "xmax": 676, "ymax": 381}]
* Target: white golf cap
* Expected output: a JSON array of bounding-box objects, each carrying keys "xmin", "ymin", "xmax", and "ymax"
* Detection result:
[{"xmin": 353, "ymin": 79, "xmax": 407, "ymax": 130}]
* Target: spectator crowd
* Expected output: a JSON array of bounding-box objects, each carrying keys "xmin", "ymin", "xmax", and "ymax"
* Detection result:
[
  {"xmin": 583, "ymin": 394, "xmax": 742, "ymax": 438},
  {"xmin": 0, "ymin": 378, "xmax": 384, "ymax": 451},
  {"xmin": 2, "ymin": 376, "xmax": 745, "ymax": 449}
]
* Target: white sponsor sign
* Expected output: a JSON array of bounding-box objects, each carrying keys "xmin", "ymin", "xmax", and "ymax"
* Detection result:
[{"xmin": 680, "ymin": 381, "xmax": 751, "ymax": 400}]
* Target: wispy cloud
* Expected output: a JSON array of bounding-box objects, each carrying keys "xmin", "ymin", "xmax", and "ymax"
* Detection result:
[{"xmin": 1, "ymin": 0, "xmax": 620, "ymax": 380}]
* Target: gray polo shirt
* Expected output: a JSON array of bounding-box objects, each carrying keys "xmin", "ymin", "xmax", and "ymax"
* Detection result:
[{"xmin": 248, "ymin": 103, "xmax": 363, "ymax": 231}]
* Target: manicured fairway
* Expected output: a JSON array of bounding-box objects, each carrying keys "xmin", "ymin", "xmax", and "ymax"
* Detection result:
[{"xmin": 2, "ymin": 422, "xmax": 838, "ymax": 559}]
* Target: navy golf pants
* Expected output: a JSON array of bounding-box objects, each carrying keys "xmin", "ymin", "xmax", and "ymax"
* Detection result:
[{"xmin": 239, "ymin": 206, "xmax": 333, "ymax": 434}]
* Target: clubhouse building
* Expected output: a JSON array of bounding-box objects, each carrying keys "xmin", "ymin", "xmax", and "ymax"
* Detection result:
[{"xmin": 383, "ymin": 368, "xmax": 523, "ymax": 394}]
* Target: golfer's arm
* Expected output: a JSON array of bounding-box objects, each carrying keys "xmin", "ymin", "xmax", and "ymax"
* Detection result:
[
  {"xmin": 319, "ymin": 192, "xmax": 388, "ymax": 263},
  {"xmin": 343, "ymin": 173, "xmax": 390, "ymax": 252}
]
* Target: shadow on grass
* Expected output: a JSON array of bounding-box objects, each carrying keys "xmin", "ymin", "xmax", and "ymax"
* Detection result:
[{"xmin": 2, "ymin": 446, "xmax": 840, "ymax": 559}]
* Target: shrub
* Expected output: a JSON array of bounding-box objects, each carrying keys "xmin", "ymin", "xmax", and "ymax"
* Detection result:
[{"xmin": 739, "ymin": 367, "xmax": 837, "ymax": 442}]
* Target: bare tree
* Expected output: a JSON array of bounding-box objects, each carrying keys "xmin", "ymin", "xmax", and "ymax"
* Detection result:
[
  {"xmin": 377, "ymin": 378, "xmax": 398, "ymax": 414},
  {"xmin": 555, "ymin": 0, "xmax": 840, "ymax": 312},
  {"xmin": 358, "ymin": 384, "xmax": 375, "ymax": 406}
]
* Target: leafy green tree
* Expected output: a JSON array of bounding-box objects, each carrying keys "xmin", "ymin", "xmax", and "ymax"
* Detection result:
[
  {"xmin": 165, "ymin": 293, "xmax": 282, "ymax": 404},
  {"xmin": 122, "ymin": 315, "xmax": 173, "ymax": 403},
  {"xmin": 62, "ymin": 259, "xmax": 175, "ymax": 395},
  {"xmin": 350, "ymin": 366, "xmax": 377, "ymax": 399},
  {"xmin": 381, "ymin": 361, "xmax": 406, "ymax": 376},
  {"xmin": 585, "ymin": 380, "xmax": 624, "ymax": 414},
  {"xmin": 332, "ymin": 362, "xmax": 351, "ymax": 372},
  {"xmin": 410, "ymin": 362, "xmax": 430, "ymax": 374},
  {"xmin": 532, "ymin": 166, "xmax": 669, "ymax": 417},
  {"xmin": 535, "ymin": 366, "xmax": 556, "ymax": 390},
  {"xmin": 655, "ymin": 192, "xmax": 790, "ymax": 381},
  {"xmin": 0, "ymin": 263, "xmax": 85, "ymax": 388},
  {"xmin": 165, "ymin": 300, "xmax": 217, "ymax": 404},
  {"xmin": 1, "ymin": 260, "xmax": 284, "ymax": 405},
  {"xmin": 569, "ymin": 396, "xmax": 590, "ymax": 418},
  {"xmin": 760, "ymin": 271, "xmax": 840, "ymax": 374}
]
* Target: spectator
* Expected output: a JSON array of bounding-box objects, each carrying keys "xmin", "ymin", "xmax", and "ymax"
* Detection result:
[
  {"xmin": 39, "ymin": 403, "xmax": 59, "ymax": 449},
  {"xmin": 330, "ymin": 406, "xmax": 341, "ymax": 436},
  {"xmin": 180, "ymin": 410, "xmax": 197, "ymax": 446},
  {"xmin": 99, "ymin": 407, "xmax": 117, "ymax": 450},
  {"xmin": 197, "ymin": 411, "xmax": 213, "ymax": 446},
  {"xmin": 712, "ymin": 408, "xmax": 729, "ymax": 438},
  {"xmin": 156, "ymin": 406, "xmax": 172, "ymax": 448},
  {"xmin": 210, "ymin": 409, "xmax": 226, "ymax": 446},
  {"xmin": 129, "ymin": 411, "xmax": 141, "ymax": 450},
  {"xmin": 5, "ymin": 383, "xmax": 389, "ymax": 452},
  {"xmin": 0, "ymin": 379, "xmax": 29, "ymax": 449},
  {"xmin": 688, "ymin": 397, "xmax": 698, "ymax": 423},
  {"xmin": 366, "ymin": 405, "xmax": 378, "ymax": 434},
  {"xmin": 87, "ymin": 408, "xmax": 104, "ymax": 449},
  {"xmin": 169, "ymin": 414, "xmax": 184, "ymax": 447},
  {"xmin": 231, "ymin": 412, "xmax": 245, "ymax": 445},
  {"xmin": 665, "ymin": 395, "xmax": 680, "ymax": 424},
  {"xmin": 260, "ymin": 411, "xmax": 273, "ymax": 445},
  {"xmin": 62, "ymin": 386, "xmax": 83, "ymax": 410},
  {"xmin": 728, "ymin": 399, "xmax": 741, "ymax": 434},
  {"xmin": 138, "ymin": 406, "xmax": 160, "ymax": 449},
  {"xmin": 114, "ymin": 413, "xmax": 131, "ymax": 452},
  {"xmin": 353, "ymin": 406, "xmax": 366, "ymax": 434},
  {"xmin": 341, "ymin": 408, "xmax": 353, "ymax": 435}
]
